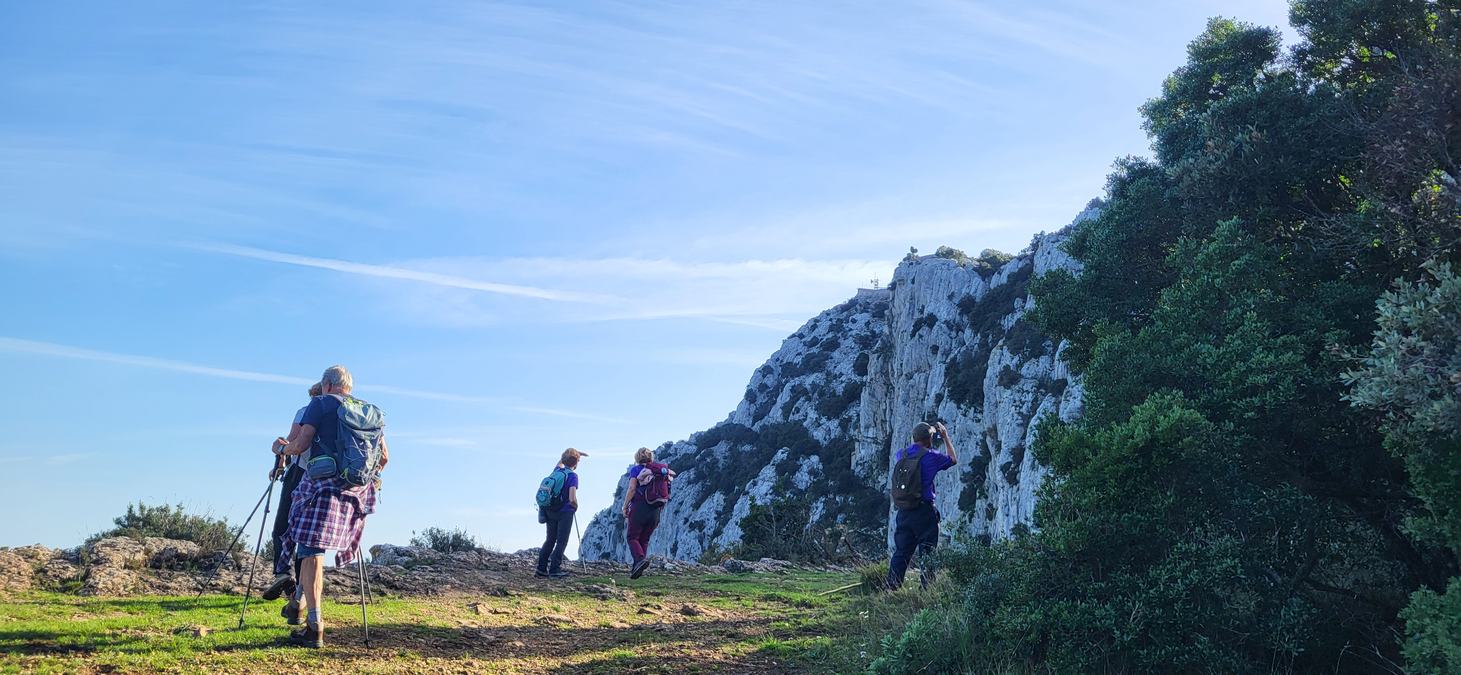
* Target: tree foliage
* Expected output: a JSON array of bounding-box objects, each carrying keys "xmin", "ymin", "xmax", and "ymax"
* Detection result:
[
  {"xmin": 89, "ymin": 502, "xmax": 235, "ymax": 553},
  {"xmin": 409, "ymin": 526, "xmax": 484, "ymax": 554},
  {"xmin": 879, "ymin": 3, "xmax": 1461, "ymax": 672},
  {"xmin": 1346, "ymin": 262, "xmax": 1461, "ymax": 671}
]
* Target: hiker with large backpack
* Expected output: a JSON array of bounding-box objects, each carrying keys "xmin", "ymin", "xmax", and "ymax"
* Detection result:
[
  {"xmin": 620, "ymin": 446, "xmax": 675, "ymax": 579},
  {"xmin": 272, "ymin": 365, "xmax": 390, "ymax": 648},
  {"xmin": 886, "ymin": 421, "xmax": 958, "ymax": 591},
  {"xmin": 535, "ymin": 448, "xmax": 587, "ymax": 579}
]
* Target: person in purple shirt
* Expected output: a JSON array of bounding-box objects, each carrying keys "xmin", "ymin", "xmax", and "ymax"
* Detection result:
[
  {"xmin": 887, "ymin": 421, "xmax": 959, "ymax": 590},
  {"xmin": 536, "ymin": 448, "xmax": 586, "ymax": 579}
]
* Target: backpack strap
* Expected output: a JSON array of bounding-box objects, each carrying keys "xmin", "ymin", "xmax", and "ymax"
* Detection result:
[{"xmin": 633, "ymin": 464, "xmax": 650, "ymax": 498}]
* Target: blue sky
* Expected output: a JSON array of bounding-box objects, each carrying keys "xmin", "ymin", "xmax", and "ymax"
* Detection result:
[{"xmin": 0, "ymin": 0, "xmax": 1292, "ymax": 553}]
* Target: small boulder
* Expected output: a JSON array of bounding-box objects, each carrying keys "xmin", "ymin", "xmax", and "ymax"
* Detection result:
[
  {"xmin": 88, "ymin": 537, "xmax": 149, "ymax": 570},
  {"xmin": 721, "ymin": 559, "xmax": 752, "ymax": 573},
  {"xmin": 538, "ymin": 613, "xmax": 574, "ymax": 626},
  {"xmin": 369, "ymin": 544, "xmax": 433, "ymax": 567},
  {"xmin": 173, "ymin": 625, "xmax": 211, "ymax": 637},
  {"xmin": 0, "ymin": 550, "xmax": 33, "ymax": 593},
  {"xmin": 81, "ymin": 566, "xmax": 138, "ymax": 596},
  {"xmin": 148, "ymin": 541, "xmax": 201, "ymax": 570},
  {"xmin": 9, "ymin": 545, "xmax": 53, "ymax": 566}
]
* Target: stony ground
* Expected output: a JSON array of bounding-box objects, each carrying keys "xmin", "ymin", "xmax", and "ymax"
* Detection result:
[{"xmin": 0, "ymin": 540, "xmax": 871, "ymax": 674}]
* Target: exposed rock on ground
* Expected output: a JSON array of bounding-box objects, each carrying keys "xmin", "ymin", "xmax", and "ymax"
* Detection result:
[
  {"xmin": 0, "ymin": 549, "xmax": 32, "ymax": 593},
  {"xmin": 0, "ymin": 538, "xmax": 810, "ymax": 601}
]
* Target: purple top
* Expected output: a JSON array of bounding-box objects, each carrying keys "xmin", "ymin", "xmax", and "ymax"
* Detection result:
[
  {"xmin": 896, "ymin": 444, "xmax": 955, "ymax": 504},
  {"xmin": 558, "ymin": 470, "xmax": 579, "ymax": 512},
  {"xmin": 626, "ymin": 465, "xmax": 647, "ymax": 505}
]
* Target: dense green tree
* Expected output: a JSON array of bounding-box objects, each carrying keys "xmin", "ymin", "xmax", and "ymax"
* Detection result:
[
  {"xmin": 880, "ymin": 3, "xmax": 1461, "ymax": 672},
  {"xmin": 1346, "ymin": 263, "xmax": 1461, "ymax": 671}
]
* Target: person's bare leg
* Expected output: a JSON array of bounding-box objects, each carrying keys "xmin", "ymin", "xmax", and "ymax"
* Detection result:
[{"xmin": 299, "ymin": 555, "xmax": 324, "ymax": 628}]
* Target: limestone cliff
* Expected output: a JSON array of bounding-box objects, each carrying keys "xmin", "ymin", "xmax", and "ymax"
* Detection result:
[{"xmin": 580, "ymin": 207, "xmax": 1095, "ymax": 562}]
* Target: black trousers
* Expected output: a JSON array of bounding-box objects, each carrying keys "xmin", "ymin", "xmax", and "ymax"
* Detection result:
[
  {"xmin": 536, "ymin": 510, "xmax": 574, "ymax": 573},
  {"xmin": 271, "ymin": 465, "xmax": 303, "ymax": 576},
  {"xmin": 887, "ymin": 503, "xmax": 940, "ymax": 590}
]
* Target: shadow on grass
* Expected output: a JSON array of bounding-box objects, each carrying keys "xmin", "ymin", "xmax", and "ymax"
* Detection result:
[
  {"xmin": 0, "ymin": 629, "xmax": 291, "ymax": 656},
  {"xmin": 322, "ymin": 617, "xmax": 772, "ymax": 660},
  {"xmin": 546, "ymin": 652, "xmax": 788, "ymax": 674},
  {"xmin": 1, "ymin": 617, "xmax": 775, "ymax": 662}
]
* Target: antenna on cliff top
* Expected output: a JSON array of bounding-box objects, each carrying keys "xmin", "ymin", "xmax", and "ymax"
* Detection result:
[{"xmin": 870, "ymin": 276, "xmax": 880, "ymax": 290}]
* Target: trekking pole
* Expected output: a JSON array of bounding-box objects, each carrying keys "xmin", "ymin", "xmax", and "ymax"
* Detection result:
[
  {"xmin": 238, "ymin": 476, "xmax": 276, "ymax": 628},
  {"xmin": 193, "ymin": 477, "xmax": 276, "ymax": 599},
  {"xmin": 356, "ymin": 546, "xmax": 371, "ymax": 648},
  {"xmin": 573, "ymin": 513, "xmax": 587, "ymax": 572}
]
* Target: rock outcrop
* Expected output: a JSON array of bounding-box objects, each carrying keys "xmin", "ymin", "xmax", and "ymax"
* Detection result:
[
  {"xmin": 581, "ymin": 207, "xmax": 1095, "ymax": 562},
  {"xmin": 1, "ymin": 536, "xmax": 796, "ymax": 599}
]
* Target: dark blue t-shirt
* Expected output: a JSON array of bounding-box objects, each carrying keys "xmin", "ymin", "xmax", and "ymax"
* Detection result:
[
  {"xmin": 897, "ymin": 444, "xmax": 955, "ymax": 504},
  {"xmin": 299, "ymin": 395, "xmax": 343, "ymax": 461},
  {"xmin": 559, "ymin": 470, "xmax": 579, "ymax": 513}
]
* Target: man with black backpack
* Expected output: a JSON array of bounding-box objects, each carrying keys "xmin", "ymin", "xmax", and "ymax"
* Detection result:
[
  {"xmin": 535, "ymin": 448, "xmax": 586, "ymax": 579},
  {"xmin": 886, "ymin": 421, "xmax": 958, "ymax": 591},
  {"xmin": 272, "ymin": 365, "xmax": 389, "ymax": 648}
]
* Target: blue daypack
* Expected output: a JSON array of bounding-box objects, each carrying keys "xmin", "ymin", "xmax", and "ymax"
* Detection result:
[
  {"xmin": 305, "ymin": 394, "xmax": 386, "ymax": 487},
  {"xmin": 535, "ymin": 466, "xmax": 570, "ymax": 518}
]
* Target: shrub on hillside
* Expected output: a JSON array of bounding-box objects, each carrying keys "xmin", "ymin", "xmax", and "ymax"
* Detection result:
[
  {"xmin": 410, "ymin": 527, "xmax": 484, "ymax": 554},
  {"xmin": 857, "ymin": 561, "xmax": 889, "ymax": 594},
  {"xmin": 738, "ymin": 493, "xmax": 823, "ymax": 562},
  {"xmin": 88, "ymin": 502, "xmax": 234, "ymax": 553}
]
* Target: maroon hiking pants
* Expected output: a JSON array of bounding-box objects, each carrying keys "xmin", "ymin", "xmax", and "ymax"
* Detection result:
[{"xmin": 626, "ymin": 501, "xmax": 662, "ymax": 562}]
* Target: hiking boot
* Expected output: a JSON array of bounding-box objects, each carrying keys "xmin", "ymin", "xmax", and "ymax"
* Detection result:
[
  {"xmin": 287, "ymin": 625, "xmax": 324, "ymax": 649},
  {"xmin": 630, "ymin": 558, "xmax": 651, "ymax": 580},
  {"xmin": 548, "ymin": 569, "xmax": 571, "ymax": 579},
  {"xmin": 261, "ymin": 573, "xmax": 296, "ymax": 601},
  {"xmin": 281, "ymin": 600, "xmax": 303, "ymax": 626},
  {"xmin": 534, "ymin": 569, "xmax": 550, "ymax": 578}
]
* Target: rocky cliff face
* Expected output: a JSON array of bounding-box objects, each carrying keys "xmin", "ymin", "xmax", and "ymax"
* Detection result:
[{"xmin": 580, "ymin": 208, "xmax": 1095, "ymax": 562}]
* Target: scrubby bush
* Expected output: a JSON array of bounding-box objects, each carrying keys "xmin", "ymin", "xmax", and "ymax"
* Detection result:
[
  {"xmin": 737, "ymin": 493, "xmax": 823, "ymax": 562},
  {"xmin": 409, "ymin": 527, "xmax": 484, "ymax": 554},
  {"xmin": 976, "ymin": 248, "xmax": 1014, "ymax": 270},
  {"xmin": 933, "ymin": 245, "xmax": 971, "ymax": 266},
  {"xmin": 815, "ymin": 381, "xmax": 865, "ymax": 419},
  {"xmin": 943, "ymin": 346, "xmax": 990, "ymax": 409},
  {"xmin": 89, "ymin": 502, "xmax": 234, "ymax": 553},
  {"xmin": 869, "ymin": 605, "xmax": 973, "ymax": 675},
  {"xmin": 698, "ymin": 542, "xmax": 734, "ymax": 566},
  {"xmin": 857, "ymin": 561, "xmax": 889, "ymax": 594}
]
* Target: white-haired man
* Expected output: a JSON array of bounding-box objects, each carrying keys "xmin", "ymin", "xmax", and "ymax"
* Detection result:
[{"xmin": 273, "ymin": 365, "xmax": 389, "ymax": 648}]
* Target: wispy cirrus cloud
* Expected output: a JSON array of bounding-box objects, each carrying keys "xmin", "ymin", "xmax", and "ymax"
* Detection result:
[
  {"xmin": 193, "ymin": 243, "xmax": 612, "ymax": 303},
  {"xmin": 190, "ymin": 243, "xmax": 892, "ymax": 332},
  {"xmin": 0, "ymin": 337, "xmax": 623, "ymax": 423},
  {"xmin": 0, "ymin": 336, "xmax": 314, "ymax": 386}
]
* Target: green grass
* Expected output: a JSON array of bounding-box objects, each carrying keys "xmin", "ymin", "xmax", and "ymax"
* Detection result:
[{"xmin": 0, "ymin": 570, "xmax": 871, "ymax": 674}]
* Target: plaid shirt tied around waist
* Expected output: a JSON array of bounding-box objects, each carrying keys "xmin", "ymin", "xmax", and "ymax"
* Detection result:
[{"xmin": 285, "ymin": 475, "xmax": 377, "ymax": 566}]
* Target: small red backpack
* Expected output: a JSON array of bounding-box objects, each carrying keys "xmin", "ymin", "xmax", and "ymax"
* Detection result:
[{"xmin": 637, "ymin": 462, "xmax": 673, "ymax": 506}]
